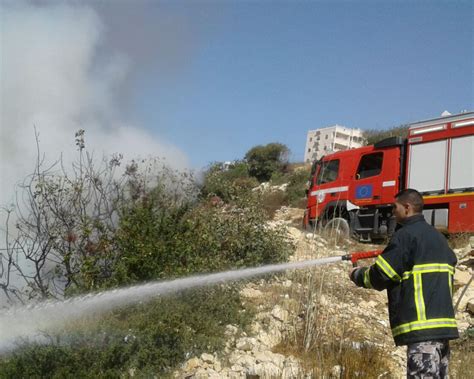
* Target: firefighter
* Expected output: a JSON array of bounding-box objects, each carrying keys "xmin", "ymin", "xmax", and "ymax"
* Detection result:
[{"xmin": 349, "ymin": 188, "xmax": 459, "ymax": 378}]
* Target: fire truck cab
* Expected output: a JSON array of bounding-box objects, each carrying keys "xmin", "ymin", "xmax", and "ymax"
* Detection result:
[{"xmin": 304, "ymin": 112, "xmax": 474, "ymax": 241}]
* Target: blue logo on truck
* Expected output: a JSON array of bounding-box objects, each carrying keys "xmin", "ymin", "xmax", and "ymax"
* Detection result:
[{"xmin": 355, "ymin": 184, "xmax": 373, "ymax": 199}]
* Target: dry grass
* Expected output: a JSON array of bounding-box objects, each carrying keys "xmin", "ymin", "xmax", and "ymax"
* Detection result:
[
  {"xmin": 451, "ymin": 333, "xmax": 474, "ymax": 379},
  {"xmin": 448, "ymin": 232, "xmax": 474, "ymax": 250},
  {"xmin": 261, "ymin": 190, "xmax": 288, "ymax": 219},
  {"xmin": 275, "ymin": 338, "xmax": 392, "ymax": 378},
  {"xmin": 272, "ymin": 266, "xmax": 393, "ymax": 378}
]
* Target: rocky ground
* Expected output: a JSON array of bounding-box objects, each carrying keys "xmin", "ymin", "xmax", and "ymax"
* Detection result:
[{"xmin": 173, "ymin": 207, "xmax": 474, "ymax": 379}]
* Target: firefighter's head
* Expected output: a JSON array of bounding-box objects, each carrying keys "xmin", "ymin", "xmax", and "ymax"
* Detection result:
[{"xmin": 393, "ymin": 189, "xmax": 424, "ymax": 222}]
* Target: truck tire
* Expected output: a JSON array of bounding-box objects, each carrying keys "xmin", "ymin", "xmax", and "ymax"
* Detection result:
[{"xmin": 323, "ymin": 217, "xmax": 350, "ymax": 242}]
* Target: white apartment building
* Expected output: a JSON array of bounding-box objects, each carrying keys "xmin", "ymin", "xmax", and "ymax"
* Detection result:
[{"xmin": 304, "ymin": 124, "xmax": 365, "ymax": 163}]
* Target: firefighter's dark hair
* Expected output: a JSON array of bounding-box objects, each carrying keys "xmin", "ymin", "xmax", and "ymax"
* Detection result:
[{"xmin": 395, "ymin": 188, "xmax": 424, "ymax": 213}]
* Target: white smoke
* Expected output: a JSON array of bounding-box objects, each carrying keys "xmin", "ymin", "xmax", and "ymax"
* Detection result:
[{"xmin": 0, "ymin": 2, "xmax": 189, "ymax": 210}]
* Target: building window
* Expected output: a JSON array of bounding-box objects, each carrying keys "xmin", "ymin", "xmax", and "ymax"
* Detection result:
[
  {"xmin": 356, "ymin": 152, "xmax": 383, "ymax": 179},
  {"xmin": 309, "ymin": 137, "xmax": 312, "ymax": 142},
  {"xmin": 308, "ymin": 148, "xmax": 311, "ymax": 152},
  {"xmin": 325, "ymin": 135, "xmax": 329, "ymax": 140}
]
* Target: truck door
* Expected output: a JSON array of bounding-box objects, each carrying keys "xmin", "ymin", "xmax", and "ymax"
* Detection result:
[{"xmin": 350, "ymin": 148, "xmax": 400, "ymax": 206}]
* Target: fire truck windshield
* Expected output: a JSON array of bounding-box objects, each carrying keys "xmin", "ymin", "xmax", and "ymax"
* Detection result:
[{"xmin": 316, "ymin": 159, "xmax": 340, "ymax": 185}]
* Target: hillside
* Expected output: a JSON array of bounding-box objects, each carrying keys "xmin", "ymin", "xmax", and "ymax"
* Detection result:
[
  {"xmin": 173, "ymin": 207, "xmax": 474, "ymax": 378},
  {"xmin": 1, "ymin": 149, "xmax": 472, "ymax": 378}
]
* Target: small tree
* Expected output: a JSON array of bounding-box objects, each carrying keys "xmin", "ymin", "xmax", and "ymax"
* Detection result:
[
  {"xmin": 1, "ymin": 130, "xmax": 126, "ymax": 301},
  {"xmin": 245, "ymin": 143, "xmax": 290, "ymax": 182}
]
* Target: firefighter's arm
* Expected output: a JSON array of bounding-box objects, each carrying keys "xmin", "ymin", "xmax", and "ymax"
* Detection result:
[{"xmin": 350, "ymin": 235, "xmax": 405, "ymax": 291}]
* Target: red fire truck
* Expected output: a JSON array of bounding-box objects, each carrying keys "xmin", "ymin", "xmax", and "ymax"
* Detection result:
[{"xmin": 304, "ymin": 111, "xmax": 474, "ymax": 241}]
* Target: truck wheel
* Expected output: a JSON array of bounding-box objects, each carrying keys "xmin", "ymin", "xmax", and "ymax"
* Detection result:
[{"xmin": 323, "ymin": 217, "xmax": 350, "ymax": 242}]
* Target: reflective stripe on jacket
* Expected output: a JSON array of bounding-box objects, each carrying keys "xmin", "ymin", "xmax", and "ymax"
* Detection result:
[{"xmin": 352, "ymin": 214, "xmax": 459, "ymax": 346}]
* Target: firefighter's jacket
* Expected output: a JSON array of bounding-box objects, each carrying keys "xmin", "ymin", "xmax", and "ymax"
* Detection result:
[{"xmin": 351, "ymin": 214, "xmax": 459, "ymax": 346}]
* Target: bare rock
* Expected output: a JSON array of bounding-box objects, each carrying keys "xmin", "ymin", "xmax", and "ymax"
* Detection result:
[
  {"xmin": 228, "ymin": 371, "xmax": 246, "ymax": 379},
  {"xmin": 454, "ymin": 269, "xmax": 472, "ymax": 288},
  {"xmin": 225, "ymin": 324, "xmax": 239, "ymax": 337},
  {"xmin": 194, "ymin": 368, "xmax": 220, "ymax": 379},
  {"xmin": 257, "ymin": 318, "xmax": 283, "ymax": 347},
  {"xmin": 454, "ymin": 285, "xmax": 474, "ymax": 313},
  {"xmin": 250, "ymin": 321, "xmax": 262, "ymax": 334},
  {"xmin": 229, "ymin": 352, "xmax": 257, "ymax": 368},
  {"xmin": 184, "ymin": 357, "xmax": 202, "ymax": 372},
  {"xmin": 252, "ymin": 362, "xmax": 282, "ymax": 377},
  {"xmin": 240, "ymin": 287, "xmax": 263, "ymax": 298},
  {"xmin": 254, "ymin": 351, "xmax": 285, "ymax": 367},
  {"xmin": 230, "ymin": 364, "xmax": 245, "ymax": 372},
  {"xmin": 331, "ymin": 365, "xmax": 343, "ymax": 377},
  {"xmin": 271, "ymin": 304, "xmax": 289, "ymax": 322},
  {"xmin": 235, "ymin": 337, "xmax": 258, "ymax": 351},
  {"xmin": 200, "ymin": 353, "xmax": 215, "ymax": 364},
  {"xmin": 467, "ymin": 299, "xmax": 474, "ymax": 315}
]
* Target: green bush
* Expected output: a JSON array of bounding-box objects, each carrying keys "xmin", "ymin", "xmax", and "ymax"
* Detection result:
[
  {"xmin": 285, "ymin": 167, "xmax": 311, "ymax": 208},
  {"xmin": 0, "ymin": 287, "xmax": 253, "ymax": 378},
  {"xmin": 111, "ymin": 194, "xmax": 293, "ymax": 285},
  {"xmin": 245, "ymin": 143, "xmax": 289, "ymax": 182},
  {"xmin": 261, "ymin": 166, "xmax": 311, "ymax": 214},
  {"xmin": 201, "ymin": 161, "xmax": 258, "ymax": 203},
  {"xmin": 181, "ymin": 198, "xmax": 293, "ymax": 269}
]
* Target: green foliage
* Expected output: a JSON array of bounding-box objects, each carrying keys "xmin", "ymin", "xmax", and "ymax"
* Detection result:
[
  {"xmin": 201, "ymin": 161, "xmax": 258, "ymax": 203},
  {"xmin": 180, "ymin": 198, "xmax": 293, "ymax": 269},
  {"xmin": 260, "ymin": 166, "xmax": 311, "ymax": 216},
  {"xmin": 112, "ymin": 194, "xmax": 293, "ymax": 285},
  {"xmin": 284, "ymin": 167, "xmax": 311, "ymax": 208},
  {"xmin": 363, "ymin": 124, "xmax": 409, "ymax": 145},
  {"xmin": 245, "ymin": 143, "xmax": 290, "ymax": 182},
  {"xmin": 0, "ymin": 287, "xmax": 254, "ymax": 378}
]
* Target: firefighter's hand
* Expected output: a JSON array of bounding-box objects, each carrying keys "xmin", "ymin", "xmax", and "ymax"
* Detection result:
[{"xmin": 349, "ymin": 267, "xmax": 359, "ymax": 283}]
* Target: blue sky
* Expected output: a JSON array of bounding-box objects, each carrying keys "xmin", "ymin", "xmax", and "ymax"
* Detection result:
[
  {"xmin": 120, "ymin": 1, "xmax": 473, "ymax": 167},
  {"xmin": 4, "ymin": 0, "xmax": 472, "ymax": 170}
]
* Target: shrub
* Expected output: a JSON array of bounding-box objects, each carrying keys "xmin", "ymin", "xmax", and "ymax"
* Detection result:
[
  {"xmin": 260, "ymin": 190, "xmax": 288, "ymax": 219},
  {"xmin": 284, "ymin": 166, "xmax": 311, "ymax": 208},
  {"xmin": 183, "ymin": 197, "xmax": 293, "ymax": 269},
  {"xmin": 112, "ymin": 193, "xmax": 293, "ymax": 285},
  {"xmin": 0, "ymin": 287, "xmax": 254, "ymax": 377},
  {"xmin": 201, "ymin": 161, "xmax": 258, "ymax": 203},
  {"xmin": 245, "ymin": 143, "xmax": 289, "ymax": 182},
  {"xmin": 260, "ymin": 165, "xmax": 311, "ymax": 216}
]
